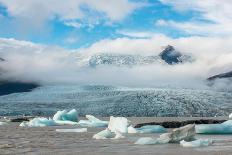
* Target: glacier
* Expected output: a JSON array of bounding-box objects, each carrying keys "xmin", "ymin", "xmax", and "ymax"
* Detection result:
[{"xmin": 0, "ymin": 85, "xmax": 231, "ymax": 117}]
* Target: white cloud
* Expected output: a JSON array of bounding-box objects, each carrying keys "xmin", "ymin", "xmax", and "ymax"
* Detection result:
[
  {"xmin": 0, "ymin": 0, "xmax": 145, "ymax": 26},
  {"xmin": 1, "ymin": 35, "xmax": 231, "ymax": 88},
  {"xmin": 158, "ymin": 0, "xmax": 232, "ymax": 36},
  {"xmin": 117, "ymin": 30, "xmax": 157, "ymax": 38}
]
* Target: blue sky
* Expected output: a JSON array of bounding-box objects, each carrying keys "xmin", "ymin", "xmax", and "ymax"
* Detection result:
[{"xmin": 0, "ymin": 0, "xmax": 231, "ymax": 49}]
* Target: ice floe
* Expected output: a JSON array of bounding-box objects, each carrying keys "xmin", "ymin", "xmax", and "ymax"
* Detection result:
[
  {"xmin": 19, "ymin": 117, "xmax": 57, "ymax": 127},
  {"xmin": 93, "ymin": 128, "xmax": 114, "ymax": 139},
  {"xmin": 53, "ymin": 109, "xmax": 78, "ymax": 122},
  {"xmin": 136, "ymin": 125, "xmax": 167, "ymax": 134},
  {"xmin": 135, "ymin": 124, "xmax": 195, "ymax": 145},
  {"xmin": 196, "ymin": 120, "xmax": 232, "ymax": 134},
  {"xmin": 56, "ymin": 128, "xmax": 87, "ymax": 133},
  {"xmin": 135, "ymin": 137, "xmax": 160, "ymax": 145},
  {"xmin": 180, "ymin": 139, "xmax": 213, "ymax": 147},
  {"xmin": 108, "ymin": 116, "xmax": 130, "ymax": 133},
  {"xmin": 78, "ymin": 115, "xmax": 108, "ymax": 127},
  {"xmin": 0, "ymin": 121, "xmax": 8, "ymax": 125}
]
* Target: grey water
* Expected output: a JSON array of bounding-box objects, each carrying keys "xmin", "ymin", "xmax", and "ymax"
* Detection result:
[{"xmin": 0, "ymin": 85, "xmax": 231, "ymax": 117}]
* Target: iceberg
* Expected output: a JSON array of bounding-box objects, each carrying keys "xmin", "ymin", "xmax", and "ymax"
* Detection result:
[
  {"xmin": 0, "ymin": 121, "xmax": 8, "ymax": 125},
  {"xmin": 93, "ymin": 128, "xmax": 114, "ymax": 139},
  {"xmin": 108, "ymin": 116, "xmax": 129, "ymax": 133},
  {"xmin": 159, "ymin": 124, "xmax": 195, "ymax": 143},
  {"xmin": 78, "ymin": 115, "xmax": 108, "ymax": 127},
  {"xmin": 128, "ymin": 126, "xmax": 137, "ymax": 133},
  {"xmin": 195, "ymin": 120, "xmax": 232, "ymax": 134},
  {"xmin": 136, "ymin": 125, "xmax": 167, "ymax": 134},
  {"xmin": 113, "ymin": 131, "xmax": 125, "ymax": 139},
  {"xmin": 19, "ymin": 117, "xmax": 57, "ymax": 127},
  {"xmin": 229, "ymin": 113, "xmax": 232, "ymax": 118},
  {"xmin": 56, "ymin": 128, "xmax": 87, "ymax": 133},
  {"xmin": 135, "ymin": 124, "xmax": 195, "ymax": 145},
  {"xmin": 135, "ymin": 137, "xmax": 159, "ymax": 145},
  {"xmin": 53, "ymin": 109, "xmax": 78, "ymax": 122},
  {"xmin": 180, "ymin": 139, "xmax": 213, "ymax": 147}
]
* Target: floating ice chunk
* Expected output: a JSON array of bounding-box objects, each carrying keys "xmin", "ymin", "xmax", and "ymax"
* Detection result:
[
  {"xmin": 128, "ymin": 126, "xmax": 137, "ymax": 133},
  {"xmin": 135, "ymin": 137, "xmax": 159, "ymax": 145},
  {"xmin": 53, "ymin": 109, "xmax": 78, "ymax": 122},
  {"xmin": 196, "ymin": 120, "xmax": 232, "ymax": 134},
  {"xmin": 180, "ymin": 139, "xmax": 213, "ymax": 147},
  {"xmin": 93, "ymin": 128, "xmax": 114, "ymax": 139},
  {"xmin": 229, "ymin": 113, "xmax": 232, "ymax": 118},
  {"xmin": 113, "ymin": 131, "xmax": 125, "ymax": 139},
  {"xmin": 136, "ymin": 125, "xmax": 167, "ymax": 133},
  {"xmin": 19, "ymin": 117, "xmax": 57, "ymax": 127},
  {"xmin": 0, "ymin": 121, "xmax": 8, "ymax": 125},
  {"xmin": 54, "ymin": 120, "xmax": 78, "ymax": 125},
  {"xmin": 159, "ymin": 124, "xmax": 195, "ymax": 143},
  {"xmin": 78, "ymin": 115, "xmax": 108, "ymax": 127},
  {"xmin": 56, "ymin": 128, "xmax": 87, "ymax": 133},
  {"xmin": 108, "ymin": 116, "xmax": 129, "ymax": 133}
]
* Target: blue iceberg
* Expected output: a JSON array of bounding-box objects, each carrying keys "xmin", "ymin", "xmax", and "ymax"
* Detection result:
[
  {"xmin": 196, "ymin": 120, "xmax": 232, "ymax": 134},
  {"xmin": 135, "ymin": 137, "xmax": 160, "ymax": 145},
  {"xmin": 53, "ymin": 109, "xmax": 78, "ymax": 122},
  {"xmin": 136, "ymin": 125, "xmax": 167, "ymax": 133},
  {"xmin": 78, "ymin": 115, "xmax": 108, "ymax": 127},
  {"xmin": 19, "ymin": 117, "xmax": 57, "ymax": 127}
]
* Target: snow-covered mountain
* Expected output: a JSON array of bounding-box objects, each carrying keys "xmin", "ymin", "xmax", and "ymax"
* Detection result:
[{"xmin": 76, "ymin": 45, "xmax": 193, "ymax": 67}]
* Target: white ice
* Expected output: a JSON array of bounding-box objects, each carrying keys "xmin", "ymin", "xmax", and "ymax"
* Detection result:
[
  {"xmin": 93, "ymin": 128, "xmax": 114, "ymax": 139},
  {"xmin": 180, "ymin": 139, "xmax": 212, "ymax": 147},
  {"xmin": 229, "ymin": 113, "xmax": 232, "ymax": 118},
  {"xmin": 128, "ymin": 126, "xmax": 137, "ymax": 133},
  {"xmin": 0, "ymin": 121, "xmax": 8, "ymax": 125},
  {"xmin": 56, "ymin": 128, "xmax": 87, "ymax": 133},
  {"xmin": 196, "ymin": 120, "xmax": 232, "ymax": 134},
  {"xmin": 19, "ymin": 117, "xmax": 57, "ymax": 127},
  {"xmin": 108, "ymin": 116, "xmax": 130, "ymax": 133},
  {"xmin": 78, "ymin": 115, "xmax": 108, "ymax": 127}
]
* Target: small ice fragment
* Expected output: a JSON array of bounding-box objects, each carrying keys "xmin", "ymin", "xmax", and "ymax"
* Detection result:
[
  {"xmin": 180, "ymin": 139, "xmax": 212, "ymax": 147},
  {"xmin": 135, "ymin": 137, "xmax": 159, "ymax": 145},
  {"xmin": 53, "ymin": 109, "xmax": 78, "ymax": 122},
  {"xmin": 229, "ymin": 113, "xmax": 232, "ymax": 118},
  {"xmin": 78, "ymin": 115, "xmax": 108, "ymax": 127},
  {"xmin": 113, "ymin": 131, "xmax": 125, "ymax": 139},
  {"xmin": 56, "ymin": 128, "xmax": 87, "ymax": 133},
  {"xmin": 93, "ymin": 128, "xmax": 114, "ymax": 139},
  {"xmin": 54, "ymin": 120, "xmax": 78, "ymax": 125},
  {"xmin": 108, "ymin": 116, "xmax": 129, "ymax": 133},
  {"xmin": 0, "ymin": 122, "xmax": 8, "ymax": 125},
  {"xmin": 136, "ymin": 125, "xmax": 167, "ymax": 133},
  {"xmin": 19, "ymin": 117, "xmax": 57, "ymax": 127},
  {"xmin": 128, "ymin": 126, "xmax": 137, "ymax": 133}
]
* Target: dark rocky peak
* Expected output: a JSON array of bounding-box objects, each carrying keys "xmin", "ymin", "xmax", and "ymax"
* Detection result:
[
  {"xmin": 207, "ymin": 70, "xmax": 232, "ymax": 81},
  {"xmin": 159, "ymin": 45, "xmax": 182, "ymax": 65}
]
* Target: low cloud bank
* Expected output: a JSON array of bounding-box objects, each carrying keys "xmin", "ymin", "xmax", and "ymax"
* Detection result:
[{"xmin": 0, "ymin": 35, "xmax": 231, "ymax": 88}]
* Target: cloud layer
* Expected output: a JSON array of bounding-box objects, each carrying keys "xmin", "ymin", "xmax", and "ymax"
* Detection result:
[{"xmin": 0, "ymin": 36, "xmax": 231, "ymax": 88}]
